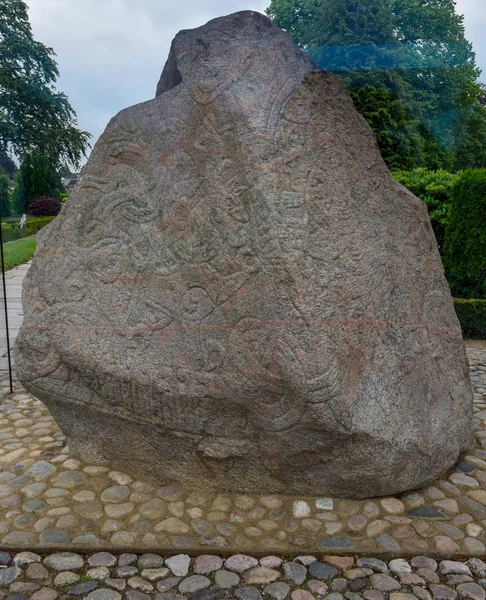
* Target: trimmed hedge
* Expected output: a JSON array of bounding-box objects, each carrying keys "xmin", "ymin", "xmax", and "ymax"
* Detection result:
[
  {"xmin": 1, "ymin": 223, "xmax": 19, "ymax": 243},
  {"xmin": 1, "ymin": 216, "xmax": 55, "ymax": 240},
  {"xmin": 444, "ymin": 169, "xmax": 486, "ymax": 299},
  {"xmin": 454, "ymin": 299, "xmax": 486, "ymax": 339}
]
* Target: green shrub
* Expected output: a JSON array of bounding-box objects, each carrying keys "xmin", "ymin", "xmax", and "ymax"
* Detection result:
[
  {"xmin": 28, "ymin": 195, "xmax": 61, "ymax": 217},
  {"xmin": 0, "ymin": 223, "xmax": 15, "ymax": 242},
  {"xmin": 32, "ymin": 216, "xmax": 56, "ymax": 230},
  {"xmin": 1, "ymin": 216, "xmax": 54, "ymax": 247},
  {"xmin": 454, "ymin": 299, "xmax": 486, "ymax": 339},
  {"xmin": 24, "ymin": 221, "xmax": 38, "ymax": 236},
  {"xmin": 444, "ymin": 169, "xmax": 486, "ymax": 299},
  {"xmin": 3, "ymin": 215, "xmax": 56, "ymax": 238},
  {"xmin": 393, "ymin": 168, "xmax": 459, "ymax": 251}
]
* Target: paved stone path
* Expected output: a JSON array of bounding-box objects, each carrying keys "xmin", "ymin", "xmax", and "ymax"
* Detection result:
[
  {"xmin": 0, "ymin": 347, "xmax": 484, "ymax": 556},
  {"xmin": 0, "ymin": 551, "xmax": 485, "ymax": 600},
  {"xmin": 0, "ymin": 261, "xmax": 30, "ymax": 371}
]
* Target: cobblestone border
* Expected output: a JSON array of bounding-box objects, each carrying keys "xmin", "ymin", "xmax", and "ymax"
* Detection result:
[{"xmin": 0, "ymin": 551, "xmax": 486, "ymax": 600}]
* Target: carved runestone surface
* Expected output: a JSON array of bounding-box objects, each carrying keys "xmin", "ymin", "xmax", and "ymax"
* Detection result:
[{"xmin": 14, "ymin": 11, "xmax": 473, "ymax": 498}]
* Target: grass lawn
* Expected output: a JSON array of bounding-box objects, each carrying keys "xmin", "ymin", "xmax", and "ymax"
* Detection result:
[{"xmin": 1, "ymin": 235, "xmax": 36, "ymax": 271}]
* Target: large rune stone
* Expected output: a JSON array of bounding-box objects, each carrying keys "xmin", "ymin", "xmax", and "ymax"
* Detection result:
[{"xmin": 15, "ymin": 11, "xmax": 473, "ymax": 498}]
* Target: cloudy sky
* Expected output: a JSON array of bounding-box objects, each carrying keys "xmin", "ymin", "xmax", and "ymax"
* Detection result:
[{"xmin": 25, "ymin": 0, "xmax": 486, "ymax": 165}]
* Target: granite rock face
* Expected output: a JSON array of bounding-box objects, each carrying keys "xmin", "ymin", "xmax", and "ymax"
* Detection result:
[{"xmin": 14, "ymin": 11, "xmax": 473, "ymax": 497}]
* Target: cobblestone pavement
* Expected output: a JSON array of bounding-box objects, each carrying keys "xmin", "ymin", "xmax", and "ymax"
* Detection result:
[
  {"xmin": 0, "ymin": 551, "xmax": 486, "ymax": 600},
  {"xmin": 0, "ymin": 345, "xmax": 484, "ymax": 556}
]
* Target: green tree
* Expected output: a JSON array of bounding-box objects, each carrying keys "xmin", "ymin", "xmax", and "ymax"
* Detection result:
[
  {"xmin": 265, "ymin": 0, "xmax": 482, "ymax": 170},
  {"xmin": 0, "ymin": 171, "xmax": 11, "ymax": 217},
  {"xmin": 12, "ymin": 151, "xmax": 58, "ymax": 214},
  {"xmin": 393, "ymin": 167, "xmax": 459, "ymax": 251},
  {"xmin": 265, "ymin": 0, "xmax": 323, "ymax": 48},
  {"xmin": 0, "ymin": 153, "xmax": 16, "ymax": 179},
  {"xmin": 310, "ymin": 0, "xmax": 395, "ymax": 70},
  {"xmin": 0, "ymin": 0, "xmax": 90, "ymax": 171},
  {"xmin": 11, "ymin": 169, "xmax": 24, "ymax": 215},
  {"xmin": 349, "ymin": 85, "xmax": 417, "ymax": 170},
  {"xmin": 443, "ymin": 169, "xmax": 486, "ymax": 299},
  {"xmin": 454, "ymin": 104, "xmax": 486, "ymax": 170}
]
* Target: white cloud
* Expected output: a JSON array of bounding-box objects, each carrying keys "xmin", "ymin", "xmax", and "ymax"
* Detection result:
[
  {"xmin": 24, "ymin": 0, "xmax": 486, "ymax": 165},
  {"xmin": 456, "ymin": 0, "xmax": 486, "ymax": 76},
  {"xmin": 26, "ymin": 0, "xmax": 268, "ymax": 155}
]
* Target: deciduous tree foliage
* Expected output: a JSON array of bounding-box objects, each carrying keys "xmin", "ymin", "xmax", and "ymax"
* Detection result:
[
  {"xmin": 265, "ymin": 0, "xmax": 485, "ymax": 170},
  {"xmin": 0, "ymin": 0, "xmax": 90, "ymax": 171}
]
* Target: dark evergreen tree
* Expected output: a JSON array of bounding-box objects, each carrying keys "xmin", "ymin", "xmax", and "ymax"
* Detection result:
[
  {"xmin": 454, "ymin": 104, "xmax": 486, "ymax": 170},
  {"xmin": 0, "ymin": 172, "xmax": 10, "ymax": 217},
  {"xmin": 349, "ymin": 85, "xmax": 417, "ymax": 170},
  {"xmin": 310, "ymin": 0, "xmax": 395, "ymax": 71},
  {"xmin": 13, "ymin": 151, "xmax": 59, "ymax": 214},
  {"xmin": 0, "ymin": 153, "xmax": 17, "ymax": 179}
]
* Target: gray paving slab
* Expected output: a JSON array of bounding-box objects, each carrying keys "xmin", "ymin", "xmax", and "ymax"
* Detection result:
[{"xmin": 0, "ymin": 260, "xmax": 30, "ymax": 366}]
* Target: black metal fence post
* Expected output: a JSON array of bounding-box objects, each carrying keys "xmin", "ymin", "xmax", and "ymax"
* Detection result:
[{"xmin": 0, "ymin": 217, "xmax": 13, "ymax": 394}]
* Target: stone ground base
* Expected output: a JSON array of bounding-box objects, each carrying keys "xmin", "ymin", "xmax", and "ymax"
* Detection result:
[
  {"xmin": 0, "ymin": 551, "xmax": 485, "ymax": 600},
  {"xmin": 0, "ymin": 345, "xmax": 485, "ymax": 557}
]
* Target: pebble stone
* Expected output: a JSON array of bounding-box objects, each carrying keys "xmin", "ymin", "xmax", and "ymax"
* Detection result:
[
  {"xmin": 244, "ymin": 567, "xmax": 281, "ymax": 585},
  {"xmin": 194, "ymin": 556, "xmax": 224, "ymax": 574},
  {"xmin": 225, "ymin": 555, "xmax": 259, "ymax": 573},
  {"xmin": 86, "ymin": 590, "xmax": 122, "ymax": 600},
  {"xmin": 178, "ymin": 576, "xmax": 211, "ymax": 594},
  {"xmin": 389, "ymin": 559, "xmax": 413, "ymax": 574},
  {"xmin": 261, "ymin": 557, "xmax": 284, "ymax": 569},
  {"xmin": 291, "ymin": 591, "xmax": 314, "ymax": 600},
  {"xmin": 308, "ymin": 581, "xmax": 329, "ymax": 596},
  {"xmin": 142, "ymin": 568, "xmax": 169, "ymax": 581},
  {"xmin": 214, "ymin": 570, "xmax": 240, "ymax": 588},
  {"xmin": 88, "ymin": 553, "xmax": 117, "ymax": 567},
  {"xmin": 457, "ymin": 584, "xmax": 486, "ymax": 600},
  {"xmin": 43, "ymin": 553, "xmax": 84, "ymax": 571},
  {"xmin": 165, "ymin": 555, "xmax": 191, "ymax": 577},
  {"xmin": 0, "ymin": 566, "xmax": 21, "ymax": 586},
  {"xmin": 31, "ymin": 589, "xmax": 58, "ymax": 600},
  {"xmin": 310, "ymin": 563, "xmax": 338, "ymax": 580},
  {"xmin": 370, "ymin": 574, "xmax": 402, "ymax": 592},
  {"xmin": 264, "ymin": 582, "xmax": 291, "ymax": 600},
  {"xmin": 138, "ymin": 554, "xmax": 164, "ymax": 569},
  {"xmin": 53, "ymin": 571, "xmax": 80, "ymax": 587},
  {"xmin": 283, "ymin": 563, "xmax": 307, "ymax": 585},
  {"xmin": 440, "ymin": 563, "xmax": 473, "ymax": 576},
  {"xmin": 412, "ymin": 558, "xmax": 438, "ymax": 571},
  {"xmin": 13, "ymin": 552, "xmax": 40, "ymax": 566},
  {"xmin": 356, "ymin": 559, "xmax": 388, "ymax": 574},
  {"xmin": 234, "ymin": 586, "xmax": 263, "ymax": 600},
  {"xmin": 467, "ymin": 560, "xmax": 486, "ymax": 578}
]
